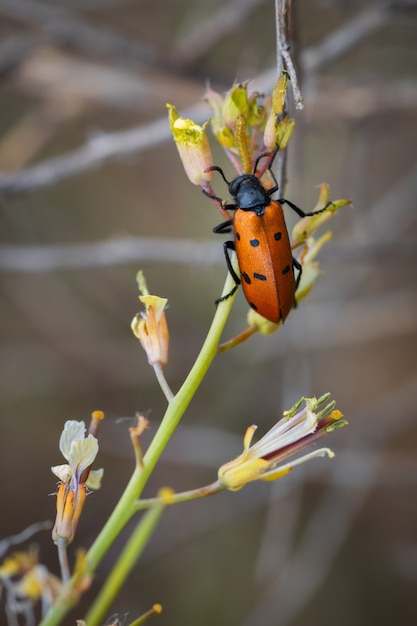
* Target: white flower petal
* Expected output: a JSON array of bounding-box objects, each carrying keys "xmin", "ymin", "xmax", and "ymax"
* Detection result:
[
  {"xmin": 59, "ymin": 421, "xmax": 86, "ymax": 460},
  {"xmin": 68, "ymin": 434, "xmax": 98, "ymax": 473},
  {"xmin": 51, "ymin": 464, "xmax": 72, "ymax": 482},
  {"xmin": 86, "ymin": 468, "xmax": 104, "ymax": 490},
  {"xmin": 250, "ymin": 408, "xmax": 317, "ymax": 458}
]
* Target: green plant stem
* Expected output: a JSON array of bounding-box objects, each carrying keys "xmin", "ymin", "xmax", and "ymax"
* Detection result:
[
  {"xmin": 127, "ymin": 605, "xmax": 162, "ymax": 626},
  {"xmin": 40, "ymin": 271, "xmax": 237, "ymax": 626},
  {"xmin": 88, "ymin": 271, "xmax": 236, "ymax": 566},
  {"xmin": 135, "ymin": 479, "xmax": 224, "ymax": 510},
  {"xmin": 84, "ymin": 503, "xmax": 165, "ymax": 626}
]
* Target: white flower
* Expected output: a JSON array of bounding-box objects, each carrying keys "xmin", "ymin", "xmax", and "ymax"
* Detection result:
[
  {"xmin": 51, "ymin": 419, "xmax": 104, "ymax": 545},
  {"xmin": 51, "ymin": 420, "xmax": 102, "ymax": 491},
  {"xmin": 218, "ymin": 396, "xmax": 345, "ymax": 491}
]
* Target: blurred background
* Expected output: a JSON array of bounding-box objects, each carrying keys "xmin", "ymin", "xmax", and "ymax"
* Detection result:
[{"xmin": 1, "ymin": 0, "xmax": 417, "ymax": 624}]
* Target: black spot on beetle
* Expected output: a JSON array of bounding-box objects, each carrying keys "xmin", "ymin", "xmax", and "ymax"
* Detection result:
[
  {"xmin": 242, "ymin": 272, "xmax": 251, "ymax": 284},
  {"xmin": 235, "ymin": 231, "xmax": 241, "ymax": 240},
  {"xmin": 282, "ymin": 264, "xmax": 291, "ymax": 275},
  {"xmin": 249, "ymin": 302, "xmax": 258, "ymax": 311},
  {"xmin": 250, "ymin": 238, "xmax": 260, "ymax": 247},
  {"xmin": 254, "ymin": 272, "xmax": 267, "ymax": 281},
  {"xmin": 274, "ymin": 232, "xmax": 282, "ymax": 241}
]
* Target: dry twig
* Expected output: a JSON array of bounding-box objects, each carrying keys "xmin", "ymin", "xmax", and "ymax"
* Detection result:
[{"xmin": 0, "ymin": 1, "xmax": 412, "ymax": 197}]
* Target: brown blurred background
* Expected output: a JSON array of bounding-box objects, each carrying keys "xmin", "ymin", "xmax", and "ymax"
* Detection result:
[{"xmin": 1, "ymin": 0, "xmax": 417, "ymax": 624}]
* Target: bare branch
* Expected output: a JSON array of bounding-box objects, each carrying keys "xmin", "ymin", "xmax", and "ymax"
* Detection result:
[
  {"xmin": 306, "ymin": 78, "xmax": 417, "ymax": 120},
  {"xmin": 0, "ymin": 237, "xmax": 415, "ymax": 272},
  {"xmin": 174, "ymin": 0, "xmax": 267, "ymax": 66},
  {"xmin": 0, "ymin": 101, "xmax": 209, "ymax": 196},
  {"xmin": 254, "ymin": 0, "xmax": 416, "ymax": 90},
  {"xmin": 0, "ymin": 521, "xmax": 52, "ymax": 558},
  {"xmin": 0, "ymin": 0, "xmax": 157, "ymax": 65},
  {"xmin": 301, "ymin": 2, "xmax": 396, "ymax": 73},
  {"xmin": 275, "ymin": 0, "xmax": 303, "ymax": 108},
  {"xmin": 0, "ymin": 1, "xmax": 414, "ymax": 197},
  {"xmin": 273, "ymin": 0, "xmax": 300, "ymax": 193},
  {"xmin": 0, "ymin": 237, "xmax": 221, "ymax": 272},
  {"xmin": 0, "ymin": 34, "xmax": 36, "ymax": 73}
]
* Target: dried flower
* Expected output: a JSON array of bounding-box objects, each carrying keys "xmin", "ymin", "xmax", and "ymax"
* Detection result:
[
  {"xmin": 131, "ymin": 281, "xmax": 169, "ymax": 369},
  {"xmin": 131, "ymin": 272, "xmax": 173, "ymax": 400},
  {"xmin": 218, "ymin": 395, "xmax": 346, "ymax": 491}
]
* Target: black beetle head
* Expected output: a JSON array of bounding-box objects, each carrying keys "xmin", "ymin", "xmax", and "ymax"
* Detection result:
[{"xmin": 229, "ymin": 174, "xmax": 271, "ymax": 211}]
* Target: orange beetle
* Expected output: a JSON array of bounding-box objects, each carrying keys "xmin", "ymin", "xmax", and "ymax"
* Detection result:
[{"xmin": 204, "ymin": 149, "xmax": 327, "ymax": 323}]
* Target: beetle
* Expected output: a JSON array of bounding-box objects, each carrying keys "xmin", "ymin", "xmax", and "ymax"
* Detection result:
[{"xmin": 203, "ymin": 148, "xmax": 328, "ymax": 323}]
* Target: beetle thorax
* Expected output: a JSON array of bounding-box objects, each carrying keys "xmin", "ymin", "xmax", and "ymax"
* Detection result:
[{"xmin": 229, "ymin": 175, "xmax": 270, "ymax": 212}]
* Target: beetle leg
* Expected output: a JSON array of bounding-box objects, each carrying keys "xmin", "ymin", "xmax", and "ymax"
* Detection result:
[
  {"xmin": 279, "ymin": 198, "xmax": 333, "ymax": 218},
  {"xmin": 202, "ymin": 187, "xmax": 224, "ymax": 203},
  {"xmin": 202, "ymin": 188, "xmax": 238, "ymax": 213},
  {"xmin": 293, "ymin": 257, "xmax": 302, "ymax": 291},
  {"xmin": 215, "ymin": 240, "xmax": 240, "ymax": 304},
  {"xmin": 223, "ymin": 241, "xmax": 240, "ymax": 285},
  {"xmin": 213, "ymin": 219, "xmax": 233, "ymax": 234},
  {"xmin": 291, "ymin": 256, "xmax": 303, "ymax": 309}
]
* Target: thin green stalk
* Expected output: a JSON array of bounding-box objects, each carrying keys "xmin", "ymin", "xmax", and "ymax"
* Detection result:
[
  {"xmin": 40, "ymin": 271, "xmax": 237, "ymax": 626},
  {"xmin": 135, "ymin": 480, "xmax": 224, "ymax": 510},
  {"xmin": 84, "ymin": 503, "xmax": 165, "ymax": 626},
  {"xmin": 86, "ymin": 271, "xmax": 237, "ymax": 568}
]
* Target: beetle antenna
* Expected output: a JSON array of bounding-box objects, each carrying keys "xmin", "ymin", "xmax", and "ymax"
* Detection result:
[
  {"xmin": 253, "ymin": 151, "xmax": 271, "ymax": 175},
  {"xmin": 253, "ymin": 147, "xmax": 280, "ymax": 194},
  {"xmin": 206, "ymin": 165, "xmax": 231, "ymax": 186},
  {"xmin": 268, "ymin": 146, "xmax": 280, "ymax": 168},
  {"xmin": 253, "ymin": 146, "xmax": 280, "ymax": 176}
]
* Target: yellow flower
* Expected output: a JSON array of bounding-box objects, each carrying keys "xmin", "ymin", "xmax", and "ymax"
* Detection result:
[
  {"xmin": 167, "ymin": 104, "xmax": 214, "ymax": 185},
  {"xmin": 246, "ymin": 308, "xmax": 282, "ymax": 335},
  {"xmin": 218, "ymin": 396, "xmax": 346, "ymax": 491},
  {"xmin": 247, "ymin": 92, "xmax": 266, "ymax": 128},
  {"xmin": 222, "ymin": 83, "xmax": 249, "ymax": 127},
  {"xmin": 295, "ymin": 231, "xmax": 332, "ymax": 302},
  {"xmin": 292, "ymin": 183, "xmax": 351, "ymax": 243},
  {"xmin": 264, "ymin": 74, "xmax": 295, "ymax": 150}
]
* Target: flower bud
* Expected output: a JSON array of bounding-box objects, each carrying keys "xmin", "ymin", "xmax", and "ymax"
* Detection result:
[
  {"xmin": 222, "ymin": 83, "xmax": 249, "ymax": 127},
  {"xmin": 247, "ymin": 93, "xmax": 266, "ymax": 128},
  {"xmin": 264, "ymin": 74, "xmax": 295, "ymax": 150}
]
